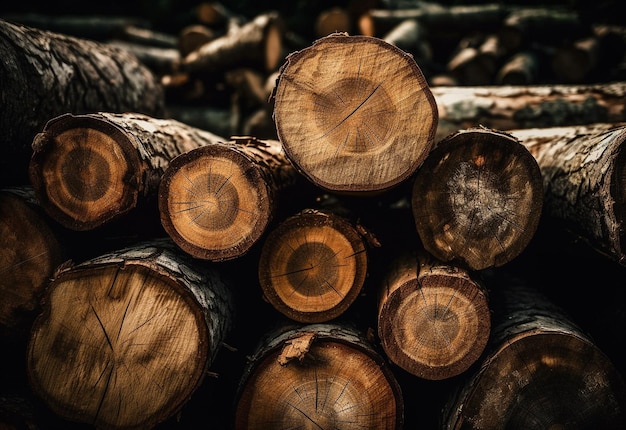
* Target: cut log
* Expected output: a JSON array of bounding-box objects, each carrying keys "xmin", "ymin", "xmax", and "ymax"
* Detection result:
[
  {"xmin": 26, "ymin": 238, "xmax": 235, "ymax": 430},
  {"xmin": 377, "ymin": 247, "xmax": 490, "ymax": 380},
  {"xmin": 181, "ymin": 12, "xmax": 284, "ymax": 75},
  {"xmin": 158, "ymin": 136, "xmax": 299, "ymax": 262},
  {"xmin": 411, "ymin": 127, "xmax": 544, "ymax": 270},
  {"xmin": 498, "ymin": 7, "xmax": 588, "ymax": 52},
  {"xmin": 432, "ymin": 81, "xmax": 626, "ymax": 143},
  {"xmin": 257, "ymin": 208, "xmax": 371, "ymax": 323},
  {"xmin": 510, "ymin": 122, "xmax": 626, "ymax": 265},
  {"xmin": 29, "ymin": 112, "xmax": 226, "ymax": 231},
  {"xmin": 366, "ymin": 3, "xmax": 507, "ymax": 39},
  {"xmin": 442, "ymin": 270, "xmax": 626, "ymax": 429},
  {"xmin": 0, "ymin": 187, "xmax": 66, "ymax": 338},
  {"xmin": 0, "ymin": 18, "xmax": 164, "ymax": 186},
  {"xmin": 233, "ymin": 322, "xmax": 403, "ymax": 429},
  {"xmin": 272, "ymin": 32, "xmax": 438, "ymax": 194}
]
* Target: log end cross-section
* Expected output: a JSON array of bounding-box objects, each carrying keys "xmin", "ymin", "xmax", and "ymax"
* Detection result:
[
  {"xmin": 412, "ymin": 127, "xmax": 544, "ymax": 270},
  {"xmin": 234, "ymin": 323, "xmax": 403, "ymax": 429},
  {"xmin": 272, "ymin": 32, "xmax": 438, "ymax": 193},
  {"xmin": 159, "ymin": 138, "xmax": 287, "ymax": 262},
  {"xmin": 377, "ymin": 251, "xmax": 490, "ymax": 380},
  {"xmin": 26, "ymin": 242, "xmax": 234, "ymax": 429},
  {"xmin": 258, "ymin": 209, "xmax": 368, "ymax": 323},
  {"xmin": 29, "ymin": 114, "xmax": 143, "ymax": 231}
]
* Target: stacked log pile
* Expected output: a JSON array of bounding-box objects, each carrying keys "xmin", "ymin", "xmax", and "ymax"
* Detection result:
[{"xmin": 1, "ymin": 1, "xmax": 625, "ymax": 429}]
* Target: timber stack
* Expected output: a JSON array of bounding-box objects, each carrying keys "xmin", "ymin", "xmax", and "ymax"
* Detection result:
[{"xmin": 1, "ymin": 1, "xmax": 625, "ymax": 429}]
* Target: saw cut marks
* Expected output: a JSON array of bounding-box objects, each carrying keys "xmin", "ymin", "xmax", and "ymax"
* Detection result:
[{"xmin": 273, "ymin": 32, "xmax": 438, "ymax": 193}]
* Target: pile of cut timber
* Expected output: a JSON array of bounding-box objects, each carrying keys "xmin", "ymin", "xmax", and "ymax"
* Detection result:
[{"xmin": 1, "ymin": 2, "xmax": 625, "ymax": 429}]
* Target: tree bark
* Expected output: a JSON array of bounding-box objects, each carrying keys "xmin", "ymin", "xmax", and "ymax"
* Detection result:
[
  {"xmin": 158, "ymin": 136, "xmax": 299, "ymax": 262},
  {"xmin": 432, "ymin": 81, "xmax": 626, "ymax": 143},
  {"xmin": 0, "ymin": 187, "xmax": 67, "ymax": 338},
  {"xmin": 272, "ymin": 32, "xmax": 438, "ymax": 194},
  {"xmin": 29, "ymin": 112, "xmax": 226, "ymax": 231},
  {"xmin": 411, "ymin": 127, "xmax": 544, "ymax": 270},
  {"xmin": 0, "ymin": 18, "xmax": 164, "ymax": 186},
  {"xmin": 377, "ymin": 247, "xmax": 490, "ymax": 380},
  {"xmin": 26, "ymin": 238, "xmax": 235, "ymax": 430},
  {"xmin": 257, "ymin": 208, "xmax": 371, "ymax": 323},
  {"xmin": 442, "ymin": 270, "xmax": 626, "ymax": 429},
  {"xmin": 233, "ymin": 322, "xmax": 403, "ymax": 429},
  {"xmin": 510, "ymin": 122, "xmax": 626, "ymax": 265},
  {"xmin": 181, "ymin": 12, "xmax": 284, "ymax": 75}
]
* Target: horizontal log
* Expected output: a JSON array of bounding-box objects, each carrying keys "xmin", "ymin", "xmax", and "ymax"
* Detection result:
[
  {"xmin": 273, "ymin": 32, "xmax": 438, "ymax": 194},
  {"xmin": 0, "ymin": 18, "xmax": 164, "ymax": 186},
  {"xmin": 442, "ymin": 270, "xmax": 626, "ymax": 429},
  {"xmin": 511, "ymin": 122, "xmax": 626, "ymax": 265},
  {"xmin": 26, "ymin": 238, "xmax": 235, "ymax": 429},
  {"xmin": 412, "ymin": 127, "xmax": 543, "ymax": 270},
  {"xmin": 234, "ymin": 322, "xmax": 403, "ymax": 429},
  {"xmin": 258, "ymin": 208, "xmax": 370, "ymax": 322},
  {"xmin": 432, "ymin": 81, "xmax": 626, "ymax": 142},
  {"xmin": 377, "ymin": 247, "xmax": 490, "ymax": 380},
  {"xmin": 29, "ymin": 112, "xmax": 226, "ymax": 231}
]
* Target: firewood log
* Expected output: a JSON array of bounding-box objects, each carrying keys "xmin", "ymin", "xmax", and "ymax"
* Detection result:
[
  {"xmin": 431, "ymin": 81, "xmax": 626, "ymax": 143},
  {"xmin": 257, "ymin": 208, "xmax": 372, "ymax": 323},
  {"xmin": 233, "ymin": 321, "xmax": 403, "ymax": 429},
  {"xmin": 272, "ymin": 32, "xmax": 438, "ymax": 194},
  {"xmin": 29, "ymin": 112, "xmax": 226, "ymax": 231},
  {"xmin": 159, "ymin": 136, "xmax": 299, "ymax": 262},
  {"xmin": 0, "ymin": 18, "xmax": 164, "ymax": 186},
  {"xmin": 26, "ymin": 238, "xmax": 235, "ymax": 430},
  {"xmin": 411, "ymin": 127, "xmax": 544, "ymax": 270},
  {"xmin": 377, "ymin": 247, "xmax": 490, "ymax": 380},
  {"xmin": 510, "ymin": 122, "xmax": 626, "ymax": 265},
  {"xmin": 0, "ymin": 187, "xmax": 66, "ymax": 338},
  {"xmin": 442, "ymin": 270, "xmax": 626, "ymax": 429},
  {"xmin": 181, "ymin": 12, "xmax": 284, "ymax": 76}
]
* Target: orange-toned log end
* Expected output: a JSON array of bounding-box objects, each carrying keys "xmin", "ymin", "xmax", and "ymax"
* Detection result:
[
  {"xmin": 0, "ymin": 190, "xmax": 64, "ymax": 336},
  {"xmin": 28, "ymin": 114, "xmax": 142, "ymax": 231},
  {"xmin": 234, "ymin": 327, "xmax": 402, "ymax": 429},
  {"xmin": 273, "ymin": 33, "xmax": 438, "ymax": 194},
  {"xmin": 258, "ymin": 209, "xmax": 368, "ymax": 323},
  {"xmin": 159, "ymin": 143, "xmax": 272, "ymax": 262},
  {"xmin": 378, "ymin": 275, "xmax": 490, "ymax": 380}
]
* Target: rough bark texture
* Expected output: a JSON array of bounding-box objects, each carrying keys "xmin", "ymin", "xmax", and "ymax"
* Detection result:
[
  {"xmin": 377, "ymin": 248, "xmax": 490, "ymax": 380},
  {"xmin": 26, "ymin": 238, "xmax": 235, "ymax": 430},
  {"xmin": 159, "ymin": 137, "xmax": 299, "ymax": 262},
  {"xmin": 442, "ymin": 270, "xmax": 626, "ymax": 429},
  {"xmin": 0, "ymin": 18, "xmax": 164, "ymax": 186},
  {"xmin": 0, "ymin": 187, "xmax": 66, "ymax": 338},
  {"xmin": 412, "ymin": 127, "xmax": 544, "ymax": 270},
  {"xmin": 272, "ymin": 32, "xmax": 438, "ymax": 194},
  {"xmin": 29, "ymin": 112, "xmax": 226, "ymax": 231},
  {"xmin": 181, "ymin": 12, "xmax": 284, "ymax": 75},
  {"xmin": 233, "ymin": 322, "xmax": 403, "ymax": 429},
  {"xmin": 511, "ymin": 122, "xmax": 626, "ymax": 265},
  {"xmin": 258, "ymin": 208, "xmax": 370, "ymax": 323},
  {"xmin": 432, "ymin": 82, "xmax": 626, "ymax": 143}
]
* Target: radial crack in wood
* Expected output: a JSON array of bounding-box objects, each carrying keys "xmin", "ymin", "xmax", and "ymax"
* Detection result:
[
  {"xmin": 377, "ymin": 248, "xmax": 490, "ymax": 380},
  {"xmin": 159, "ymin": 137, "xmax": 299, "ymax": 261},
  {"xmin": 258, "ymin": 209, "xmax": 369, "ymax": 323},
  {"xmin": 29, "ymin": 112, "xmax": 226, "ymax": 231},
  {"xmin": 272, "ymin": 32, "xmax": 438, "ymax": 193},
  {"xmin": 234, "ymin": 322, "xmax": 403, "ymax": 429},
  {"xmin": 26, "ymin": 239, "xmax": 234, "ymax": 430},
  {"xmin": 412, "ymin": 127, "xmax": 543, "ymax": 270}
]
